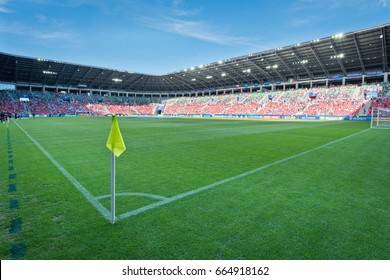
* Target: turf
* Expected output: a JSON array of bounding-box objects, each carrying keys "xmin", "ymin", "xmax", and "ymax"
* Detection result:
[{"xmin": 0, "ymin": 117, "xmax": 389, "ymax": 259}]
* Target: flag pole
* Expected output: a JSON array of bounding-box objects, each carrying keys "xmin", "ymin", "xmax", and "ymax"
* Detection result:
[
  {"xmin": 111, "ymin": 152, "xmax": 116, "ymax": 224},
  {"xmin": 106, "ymin": 115, "xmax": 126, "ymax": 224}
]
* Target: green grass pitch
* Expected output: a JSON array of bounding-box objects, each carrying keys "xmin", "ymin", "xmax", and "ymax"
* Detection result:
[{"xmin": 1, "ymin": 117, "xmax": 389, "ymax": 259}]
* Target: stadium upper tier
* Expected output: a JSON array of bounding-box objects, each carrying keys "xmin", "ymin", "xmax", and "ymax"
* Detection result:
[{"xmin": 1, "ymin": 24, "xmax": 390, "ymax": 94}]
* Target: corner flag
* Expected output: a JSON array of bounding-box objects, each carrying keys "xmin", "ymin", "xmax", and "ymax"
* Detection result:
[
  {"xmin": 106, "ymin": 115, "xmax": 126, "ymax": 224},
  {"xmin": 106, "ymin": 115, "xmax": 126, "ymax": 157}
]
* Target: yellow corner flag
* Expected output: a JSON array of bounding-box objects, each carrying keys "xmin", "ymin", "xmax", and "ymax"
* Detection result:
[{"xmin": 106, "ymin": 115, "xmax": 126, "ymax": 157}]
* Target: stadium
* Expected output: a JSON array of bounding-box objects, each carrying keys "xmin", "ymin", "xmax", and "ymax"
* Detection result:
[{"xmin": 1, "ymin": 21, "xmax": 389, "ymax": 261}]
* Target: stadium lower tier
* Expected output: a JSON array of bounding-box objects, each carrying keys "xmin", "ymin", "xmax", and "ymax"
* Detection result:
[{"xmin": 1, "ymin": 83, "xmax": 389, "ymax": 117}]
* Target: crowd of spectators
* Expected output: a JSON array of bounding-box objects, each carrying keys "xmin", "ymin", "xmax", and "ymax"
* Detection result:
[
  {"xmin": 0, "ymin": 82, "xmax": 389, "ymax": 118},
  {"xmin": 163, "ymin": 84, "xmax": 369, "ymax": 117}
]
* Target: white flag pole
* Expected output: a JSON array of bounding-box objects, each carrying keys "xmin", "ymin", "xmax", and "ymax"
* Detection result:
[{"xmin": 111, "ymin": 152, "xmax": 116, "ymax": 224}]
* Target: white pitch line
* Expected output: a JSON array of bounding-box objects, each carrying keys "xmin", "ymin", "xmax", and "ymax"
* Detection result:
[
  {"xmin": 95, "ymin": 192, "xmax": 168, "ymax": 201},
  {"xmin": 117, "ymin": 128, "xmax": 370, "ymax": 220},
  {"xmin": 14, "ymin": 121, "xmax": 111, "ymax": 221}
]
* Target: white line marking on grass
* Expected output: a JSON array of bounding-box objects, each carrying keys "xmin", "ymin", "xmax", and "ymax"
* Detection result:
[
  {"xmin": 117, "ymin": 128, "xmax": 370, "ymax": 221},
  {"xmin": 95, "ymin": 192, "xmax": 168, "ymax": 201},
  {"xmin": 14, "ymin": 121, "xmax": 111, "ymax": 221}
]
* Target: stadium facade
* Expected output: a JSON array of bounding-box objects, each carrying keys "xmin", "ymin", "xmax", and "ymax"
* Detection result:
[{"xmin": 0, "ymin": 23, "xmax": 389, "ymax": 98}]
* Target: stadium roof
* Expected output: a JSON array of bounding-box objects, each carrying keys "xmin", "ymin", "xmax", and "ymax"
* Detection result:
[{"xmin": 1, "ymin": 23, "xmax": 389, "ymax": 93}]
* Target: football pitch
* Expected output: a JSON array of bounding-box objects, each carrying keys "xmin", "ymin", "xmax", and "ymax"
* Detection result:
[{"xmin": 1, "ymin": 117, "xmax": 389, "ymax": 259}]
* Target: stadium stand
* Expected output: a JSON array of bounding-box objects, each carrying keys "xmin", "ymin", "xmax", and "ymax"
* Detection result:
[
  {"xmin": 1, "ymin": 83, "xmax": 389, "ymax": 118},
  {"xmin": 162, "ymin": 84, "xmax": 368, "ymax": 117}
]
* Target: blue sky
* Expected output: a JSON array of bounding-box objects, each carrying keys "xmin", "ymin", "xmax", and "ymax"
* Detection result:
[{"xmin": 1, "ymin": 0, "xmax": 389, "ymax": 75}]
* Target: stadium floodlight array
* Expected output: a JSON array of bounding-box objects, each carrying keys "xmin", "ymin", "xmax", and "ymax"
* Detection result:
[{"xmin": 371, "ymin": 107, "xmax": 390, "ymax": 128}]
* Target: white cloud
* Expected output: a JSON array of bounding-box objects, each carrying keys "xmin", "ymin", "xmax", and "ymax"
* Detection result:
[
  {"xmin": 289, "ymin": 18, "xmax": 315, "ymax": 27},
  {"xmin": 137, "ymin": 16, "xmax": 259, "ymax": 48},
  {"xmin": 0, "ymin": 0, "xmax": 11, "ymax": 13},
  {"xmin": 171, "ymin": 0, "xmax": 204, "ymax": 17},
  {"xmin": 288, "ymin": 15, "xmax": 327, "ymax": 27},
  {"xmin": 173, "ymin": 6, "xmax": 203, "ymax": 17},
  {"xmin": 35, "ymin": 14, "xmax": 48, "ymax": 23},
  {"xmin": 290, "ymin": 0, "xmax": 389, "ymax": 10},
  {"xmin": 34, "ymin": 31, "xmax": 76, "ymax": 40},
  {"xmin": 26, "ymin": 0, "xmax": 86, "ymax": 7},
  {"xmin": 290, "ymin": 0, "xmax": 326, "ymax": 11},
  {"xmin": 0, "ymin": 20, "xmax": 78, "ymax": 42}
]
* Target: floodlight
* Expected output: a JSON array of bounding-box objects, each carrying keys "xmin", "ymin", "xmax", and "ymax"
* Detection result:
[
  {"xmin": 43, "ymin": 70, "xmax": 57, "ymax": 75},
  {"xmin": 333, "ymin": 33, "xmax": 344, "ymax": 39}
]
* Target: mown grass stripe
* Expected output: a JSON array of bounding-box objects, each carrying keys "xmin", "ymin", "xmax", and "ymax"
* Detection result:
[
  {"xmin": 5, "ymin": 126, "xmax": 26, "ymax": 260},
  {"xmin": 9, "ymin": 198, "xmax": 19, "ymax": 209},
  {"xmin": 8, "ymin": 184, "xmax": 16, "ymax": 192},
  {"xmin": 10, "ymin": 243, "xmax": 26, "ymax": 259},
  {"xmin": 9, "ymin": 218, "xmax": 22, "ymax": 234}
]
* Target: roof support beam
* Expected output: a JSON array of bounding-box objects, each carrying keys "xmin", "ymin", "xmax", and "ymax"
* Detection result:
[
  {"xmin": 184, "ymin": 70, "xmax": 214, "ymax": 90},
  {"xmin": 381, "ymin": 27, "xmax": 388, "ymax": 72},
  {"xmin": 308, "ymin": 43, "xmax": 329, "ymax": 76},
  {"xmin": 55, "ymin": 64, "xmax": 67, "ymax": 86},
  {"xmin": 100, "ymin": 71, "xmax": 117, "ymax": 90},
  {"xmin": 330, "ymin": 39, "xmax": 347, "ymax": 76},
  {"xmin": 291, "ymin": 48, "xmax": 313, "ymax": 79},
  {"xmin": 261, "ymin": 55, "xmax": 284, "ymax": 81},
  {"xmin": 28, "ymin": 59, "xmax": 37, "ymax": 84},
  {"xmin": 238, "ymin": 58, "xmax": 266, "ymax": 83},
  {"xmin": 80, "ymin": 67, "xmax": 94, "ymax": 85},
  {"xmin": 14, "ymin": 57, "xmax": 17, "ymax": 83},
  {"xmin": 68, "ymin": 66, "xmax": 82, "ymax": 86},
  {"xmin": 123, "ymin": 74, "xmax": 145, "ymax": 90},
  {"xmin": 225, "ymin": 61, "xmax": 253, "ymax": 82},
  {"xmin": 128, "ymin": 75, "xmax": 148, "ymax": 91},
  {"xmin": 141, "ymin": 76, "xmax": 153, "ymax": 92},
  {"xmin": 247, "ymin": 58, "xmax": 274, "ymax": 81},
  {"xmin": 275, "ymin": 51, "xmax": 297, "ymax": 78},
  {"xmin": 353, "ymin": 33, "xmax": 366, "ymax": 73},
  {"xmin": 221, "ymin": 66, "xmax": 244, "ymax": 86},
  {"xmin": 167, "ymin": 75, "xmax": 194, "ymax": 91},
  {"xmin": 90, "ymin": 70, "xmax": 106, "ymax": 88},
  {"xmin": 0, "ymin": 54, "xmax": 10, "ymax": 72},
  {"xmin": 200, "ymin": 68, "xmax": 226, "ymax": 88},
  {"xmin": 217, "ymin": 62, "xmax": 251, "ymax": 86}
]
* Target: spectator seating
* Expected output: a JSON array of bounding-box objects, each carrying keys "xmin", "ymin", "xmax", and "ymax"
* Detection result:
[{"xmin": 1, "ymin": 83, "xmax": 389, "ymax": 117}]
